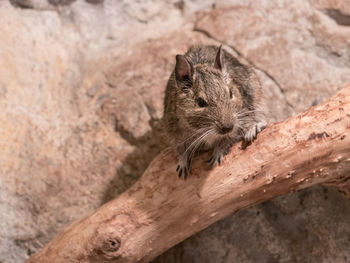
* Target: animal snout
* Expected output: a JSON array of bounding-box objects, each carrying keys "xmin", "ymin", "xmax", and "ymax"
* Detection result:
[{"xmin": 218, "ymin": 123, "xmax": 233, "ymax": 134}]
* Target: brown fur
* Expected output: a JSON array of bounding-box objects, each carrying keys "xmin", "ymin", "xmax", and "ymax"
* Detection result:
[{"xmin": 163, "ymin": 45, "xmax": 266, "ymax": 178}]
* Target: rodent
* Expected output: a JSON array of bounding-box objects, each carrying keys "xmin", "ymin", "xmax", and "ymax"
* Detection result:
[{"xmin": 163, "ymin": 45, "xmax": 266, "ymax": 179}]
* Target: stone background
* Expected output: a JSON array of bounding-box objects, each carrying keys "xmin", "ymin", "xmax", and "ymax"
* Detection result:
[{"xmin": 0, "ymin": 0, "xmax": 350, "ymax": 262}]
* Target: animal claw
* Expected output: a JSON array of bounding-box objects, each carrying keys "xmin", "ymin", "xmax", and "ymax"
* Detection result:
[
  {"xmin": 178, "ymin": 169, "xmax": 182, "ymax": 178},
  {"xmin": 208, "ymin": 152, "xmax": 224, "ymax": 168},
  {"xmin": 206, "ymin": 157, "xmax": 213, "ymax": 164},
  {"xmin": 176, "ymin": 162, "xmax": 190, "ymax": 179},
  {"xmin": 184, "ymin": 168, "xmax": 188, "ymax": 179},
  {"xmin": 244, "ymin": 121, "xmax": 267, "ymax": 143}
]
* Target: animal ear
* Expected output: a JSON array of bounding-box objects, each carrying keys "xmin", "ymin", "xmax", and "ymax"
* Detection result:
[
  {"xmin": 175, "ymin": 55, "xmax": 192, "ymax": 83},
  {"xmin": 214, "ymin": 45, "xmax": 224, "ymax": 71}
]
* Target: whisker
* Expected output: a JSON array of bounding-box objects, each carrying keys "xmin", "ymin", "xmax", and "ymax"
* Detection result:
[
  {"xmin": 190, "ymin": 115, "xmax": 216, "ymax": 122},
  {"xmin": 174, "ymin": 128, "xmax": 208, "ymax": 149},
  {"xmin": 187, "ymin": 128, "xmax": 215, "ymax": 167},
  {"xmin": 184, "ymin": 128, "xmax": 213, "ymax": 156},
  {"xmin": 236, "ymin": 109, "xmax": 266, "ymax": 116}
]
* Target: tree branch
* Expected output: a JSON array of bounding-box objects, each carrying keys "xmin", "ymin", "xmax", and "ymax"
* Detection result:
[{"xmin": 27, "ymin": 84, "xmax": 350, "ymax": 263}]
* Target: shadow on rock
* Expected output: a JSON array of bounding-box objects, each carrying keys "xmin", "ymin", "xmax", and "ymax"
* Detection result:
[{"xmin": 101, "ymin": 117, "xmax": 167, "ymax": 204}]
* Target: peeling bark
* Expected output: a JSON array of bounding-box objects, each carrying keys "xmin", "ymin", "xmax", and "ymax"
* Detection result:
[{"xmin": 27, "ymin": 84, "xmax": 350, "ymax": 263}]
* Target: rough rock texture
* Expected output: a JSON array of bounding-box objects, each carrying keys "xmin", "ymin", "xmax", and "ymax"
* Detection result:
[{"xmin": 0, "ymin": 0, "xmax": 349, "ymax": 262}]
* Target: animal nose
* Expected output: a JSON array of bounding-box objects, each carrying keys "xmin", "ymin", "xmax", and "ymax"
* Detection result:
[{"xmin": 219, "ymin": 124, "xmax": 233, "ymax": 134}]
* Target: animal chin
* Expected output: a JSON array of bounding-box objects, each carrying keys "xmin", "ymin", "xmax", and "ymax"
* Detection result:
[
  {"xmin": 216, "ymin": 125, "xmax": 234, "ymax": 135},
  {"xmin": 203, "ymin": 133, "xmax": 220, "ymax": 147},
  {"xmin": 212, "ymin": 129, "xmax": 227, "ymax": 138}
]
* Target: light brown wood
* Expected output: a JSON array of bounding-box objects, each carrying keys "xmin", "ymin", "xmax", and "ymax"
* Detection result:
[{"xmin": 27, "ymin": 84, "xmax": 350, "ymax": 263}]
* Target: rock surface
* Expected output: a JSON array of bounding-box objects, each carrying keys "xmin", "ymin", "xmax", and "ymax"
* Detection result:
[{"xmin": 0, "ymin": 0, "xmax": 349, "ymax": 262}]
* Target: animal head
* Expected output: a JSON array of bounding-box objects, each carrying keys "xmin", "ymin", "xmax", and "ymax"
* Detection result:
[{"xmin": 174, "ymin": 45, "xmax": 244, "ymax": 139}]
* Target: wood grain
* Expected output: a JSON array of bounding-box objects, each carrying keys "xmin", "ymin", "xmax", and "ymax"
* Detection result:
[{"xmin": 27, "ymin": 84, "xmax": 350, "ymax": 263}]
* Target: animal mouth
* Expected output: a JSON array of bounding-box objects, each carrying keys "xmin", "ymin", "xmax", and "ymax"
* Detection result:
[{"xmin": 217, "ymin": 124, "xmax": 234, "ymax": 135}]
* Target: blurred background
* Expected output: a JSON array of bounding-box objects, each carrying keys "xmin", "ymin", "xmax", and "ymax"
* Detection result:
[{"xmin": 1, "ymin": 0, "xmax": 350, "ymax": 262}]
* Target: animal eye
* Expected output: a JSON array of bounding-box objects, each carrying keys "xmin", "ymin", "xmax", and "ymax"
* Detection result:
[
  {"xmin": 197, "ymin": 97, "xmax": 208, "ymax": 107},
  {"xmin": 229, "ymin": 88, "xmax": 233, "ymax": 99}
]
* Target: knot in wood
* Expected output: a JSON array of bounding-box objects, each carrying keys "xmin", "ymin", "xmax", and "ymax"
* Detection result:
[
  {"xmin": 103, "ymin": 238, "xmax": 121, "ymax": 253},
  {"xmin": 92, "ymin": 236, "xmax": 122, "ymax": 260}
]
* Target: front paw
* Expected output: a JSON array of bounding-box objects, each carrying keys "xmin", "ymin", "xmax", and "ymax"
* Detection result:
[
  {"xmin": 176, "ymin": 160, "xmax": 190, "ymax": 179},
  {"xmin": 244, "ymin": 120, "xmax": 267, "ymax": 142},
  {"xmin": 207, "ymin": 151, "xmax": 223, "ymax": 168}
]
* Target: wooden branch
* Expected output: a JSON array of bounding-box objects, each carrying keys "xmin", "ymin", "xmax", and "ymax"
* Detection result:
[{"xmin": 27, "ymin": 84, "xmax": 350, "ymax": 263}]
